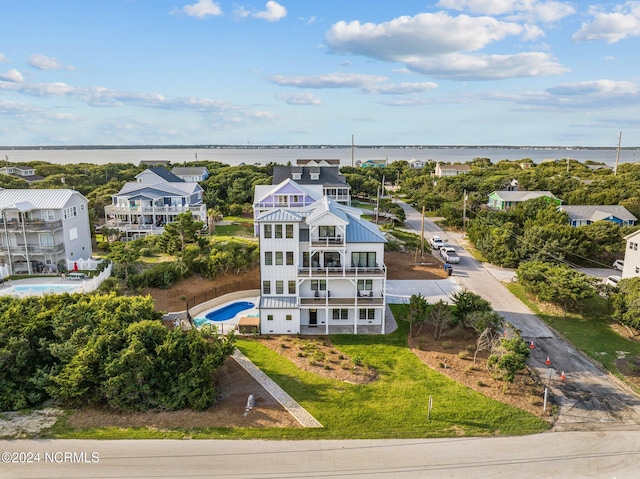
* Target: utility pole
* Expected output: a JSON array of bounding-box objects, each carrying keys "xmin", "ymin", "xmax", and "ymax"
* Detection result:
[
  {"xmin": 614, "ymin": 131, "xmax": 622, "ymax": 176},
  {"xmin": 421, "ymin": 205, "xmax": 425, "ymax": 257},
  {"xmin": 351, "ymin": 134, "xmax": 355, "ymax": 168},
  {"xmin": 463, "ymin": 189, "xmax": 467, "ymax": 232}
]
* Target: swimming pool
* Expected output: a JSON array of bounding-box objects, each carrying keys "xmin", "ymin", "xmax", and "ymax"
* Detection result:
[
  {"xmin": 1, "ymin": 283, "xmax": 81, "ymax": 296},
  {"xmin": 194, "ymin": 301, "xmax": 255, "ymax": 327}
]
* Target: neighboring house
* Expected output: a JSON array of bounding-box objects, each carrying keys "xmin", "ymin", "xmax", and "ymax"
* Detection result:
[
  {"xmin": 487, "ymin": 191, "xmax": 561, "ymax": 211},
  {"xmin": 171, "ymin": 166, "xmax": 209, "ymax": 182},
  {"xmin": 253, "ymin": 179, "xmax": 323, "ymax": 234},
  {"xmin": 357, "ymin": 159, "xmax": 387, "ymax": 168},
  {"xmin": 104, "ymin": 167, "xmax": 206, "ymax": 239},
  {"xmin": 272, "ymin": 165, "xmax": 351, "ymax": 205},
  {"xmin": 296, "ymin": 159, "xmax": 341, "ymax": 167},
  {"xmin": 0, "ymin": 189, "xmax": 92, "ymax": 274},
  {"xmin": 256, "ymin": 195, "xmax": 387, "ymax": 335},
  {"xmin": 139, "ymin": 160, "xmax": 171, "ymax": 167},
  {"xmin": 559, "ymin": 205, "xmax": 637, "ymax": 227},
  {"xmin": 407, "ymin": 159, "xmax": 425, "ymax": 169},
  {"xmin": 434, "ymin": 163, "xmax": 471, "ymax": 177},
  {"xmin": 0, "ymin": 165, "xmax": 45, "ymax": 184},
  {"xmin": 622, "ymin": 230, "xmax": 640, "ymax": 279}
]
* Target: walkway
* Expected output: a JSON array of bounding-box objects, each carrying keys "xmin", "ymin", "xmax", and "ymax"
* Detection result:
[{"xmin": 231, "ymin": 349, "xmax": 323, "ymax": 428}]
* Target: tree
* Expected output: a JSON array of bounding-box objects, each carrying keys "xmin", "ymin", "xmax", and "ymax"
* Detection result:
[
  {"xmin": 406, "ymin": 294, "xmax": 428, "ymax": 336},
  {"xmin": 487, "ymin": 336, "xmax": 530, "ymax": 383},
  {"xmin": 610, "ymin": 277, "xmax": 640, "ymax": 330},
  {"xmin": 159, "ymin": 212, "xmax": 204, "ymax": 254},
  {"xmin": 107, "ymin": 242, "xmax": 140, "ymax": 282},
  {"xmin": 450, "ymin": 289, "xmax": 492, "ymax": 326},
  {"xmin": 428, "ymin": 300, "xmax": 452, "ymax": 340}
]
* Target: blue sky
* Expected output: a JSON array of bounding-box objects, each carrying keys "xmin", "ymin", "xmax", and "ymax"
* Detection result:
[{"xmin": 1, "ymin": 0, "xmax": 639, "ymax": 146}]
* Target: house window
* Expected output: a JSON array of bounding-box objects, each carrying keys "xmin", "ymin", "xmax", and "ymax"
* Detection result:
[
  {"xmin": 264, "ymin": 251, "xmax": 273, "ymax": 265},
  {"xmin": 286, "ymin": 314, "xmax": 292, "ymax": 321},
  {"xmin": 357, "ymin": 279, "xmax": 373, "ymax": 291},
  {"xmin": 277, "ymin": 195, "xmax": 288, "ymax": 206},
  {"xmin": 264, "ymin": 224, "xmax": 272, "ymax": 238},
  {"xmin": 310, "ymin": 173, "xmax": 320, "ymax": 180},
  {"xmin": 63, "ymin": 206, "xmax": 77, "ymax": 220},
  {"xmin": 352, "ymin": 252, "xmax": 376, "ymax": 268},
  {"xmin": 292, "ymin": 195, "xmax": 300, "ymax": 203},
  {"xmin": 636, "ymin": 267, "xmax": 639, "ymax": 274},
  {"xmin": 332, "ymin": 309, "xmax": 348, "ymax": 320},
  {"xmin": 39, "ymin": 233, "xmax": 54, "ymax": 247},
  {"xmin": 288, "ymin": 281, "xmax": 296, "ymax": 294},
  {"xmin": 359, "ymin": 309, "xmax": 375, "ymax": 320},
  {"xmin": 275, "ymin": 224, "xmax": 283, "ymax": 238},
  {"xmin": 41, "ymin": 210, "xmax": 55, "ymax": 221},
  {"xmin": 275, "ymin": 252, "xmax": 283, "ymax": 265},
  {"xmin": 276, "ymin": 281, "xmax": 284, "ymax": 294},
  {"xmin": 286, "ymin": 251, "xmax": 294, "ymax": 265},
  {"xmin": 69, "ymin": 227, "xmax": 78, "ymax": 241},
  {"xmin": 318, "ymin": 226, "xmax": 335, "ymax": 238},
  {"xmin": 263, "ymin": 281, "xmax": 271, "ymax": 295},
  {"xmin": 311, "ymin": 280, "xmax": 327, "ymax": 291},
  {"xmin": 303, "ymin": 252, "xmax": 310, "ymax": 267},
  {"xmin": 292, "ymin": 173, "xmax": 302, "ymax": 180},
  {"xmin": 267, "ymin": 314, "xmax": 273, "ymax": 321},
  {"xmin": 286, "ymin": 224, "xmax": 294, "ymax": 238}
]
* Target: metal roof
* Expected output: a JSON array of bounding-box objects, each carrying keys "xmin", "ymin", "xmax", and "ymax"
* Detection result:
[
  {"xmin": 259, "ymin": 297, "xmax": 298, "ymax": 309},
  {"xmin": 0, "ymin": 189, "xmax": 82, "ymax": 210},
  {"xmin": 490, "ymin": 190, "xmax": 558, "ymax": 202},
  {"xmin": 561, "ymin": 205, "xmax": 637, "ymax": 222},
  {"xmin": 171, "ymin": 167, "xmax": 208, "ymax": 176},
  {"xmin": 256, "ymin": 209, "xmax": 303, "ymax": 223}
]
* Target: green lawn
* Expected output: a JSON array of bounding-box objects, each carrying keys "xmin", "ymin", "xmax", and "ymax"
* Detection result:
[
  {"xmin": 506, "ymin": 283, "xmax": 640, "ymax": 385},
  {"xmin": 212, "ymin": 223, "xmax": 254, "ymax": 237},
  {"xmin": 49, "ymin": 316, "xmax": 549, "ymax": 439}
]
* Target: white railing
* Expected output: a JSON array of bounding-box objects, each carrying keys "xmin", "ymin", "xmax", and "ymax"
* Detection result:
[
  {"xmin": 66, "ymin": 257, "xmax": 109, "ymax": 271},
  {"xmin": 0, "ymin": 264, "xmax": 9, "ymax": 280},
  {"xmin": 73, "ymin": 261, "xmax": 113, "ymax": 294}
]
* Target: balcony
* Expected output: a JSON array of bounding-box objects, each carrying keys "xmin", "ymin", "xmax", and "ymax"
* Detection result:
[
  {"xmin": 105, "ymin": 204, "xmax": 207, "ymax": 215},
  {"xmin": 0, "ymin": 219, "xmax": 63, "ymax": 231},
  {"xmin": 310, "ymin": 236, "xmax": 344, "ymax": 248},
  {"xmin": 299, "ymin": 291, "xmax": 384, "ymax": 307},
  {"xmin": 298, "ymin": 264, "xmax": 386, "ymax": 278},
  {"xmin": 0, "ymin": 243, "xmax": 65, "ymax": 256}
]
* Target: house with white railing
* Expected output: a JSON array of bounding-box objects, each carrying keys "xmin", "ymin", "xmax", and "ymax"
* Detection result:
[
  {"xmin": 0, "ymin": 189, "xmax": 92, "ymax": 274},
  {"xmin": 104, "ymin": 167, "xmax": 207, "ymax": 239},
  {"xmin": 256, "ymin": 191, "xmax": 387, "ymax": 335}
]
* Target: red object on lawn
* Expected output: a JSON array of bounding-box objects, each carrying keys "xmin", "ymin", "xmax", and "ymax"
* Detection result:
[{"xmin": 73, "ymin": 261, "xmax": 78, "ymax": 272}]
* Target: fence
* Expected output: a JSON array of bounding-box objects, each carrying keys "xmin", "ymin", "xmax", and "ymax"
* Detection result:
[
  {"xmin": 185, "ymin": 279, "xmax": 261, "ymax": 311},
  {"xmin": 66, "ymin": 257, "xmax": 107, "ymax": 271},
  {"xmin": 76, "ymin": 261, "xmax": 113, "ymax": 294}
]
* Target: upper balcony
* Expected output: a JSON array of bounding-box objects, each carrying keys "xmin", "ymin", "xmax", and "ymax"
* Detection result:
[
  {"xmin": 0, "ymin": 219, "xmax": 63, "ymax": 232},
  {"xmin": 299, "ymin": 291, "xmax": 384, "ymax": 307},
  {"xmin": 105, "ymin": 204, "xmax": 207, "ymax": 216},
  {"xmin": 298, "ymin": 264, "xmax": 386, "ymax": 278},
  {"xmin": 310, "ymin": 236, "xmax": 344, "ymax": 248}
]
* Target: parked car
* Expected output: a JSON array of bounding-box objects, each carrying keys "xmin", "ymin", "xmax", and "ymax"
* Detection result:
[
  {"xmin": 613, "ymin": 260, "xmax": 624, "ymax": 271},
  {"xmin": 605, "ymin": 275, "xmax": 621, "ymax": 287},
  {"xmin": 440, "ymin": 246, "xmax": 460, "ymax": 264},
  {"xmin": 429, "ymin": 235, "xmax": 445, "ymax": 249}
]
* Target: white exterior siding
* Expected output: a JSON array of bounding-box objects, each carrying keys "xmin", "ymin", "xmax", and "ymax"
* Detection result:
[{"xmin": 622, "ymin": 231, "xmax": 640, "ymax": 279}]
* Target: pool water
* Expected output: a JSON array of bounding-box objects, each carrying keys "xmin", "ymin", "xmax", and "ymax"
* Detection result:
[
  {"xmin": 1, "ymin": 284, "xmax": 80, "ymax": 295},
  {"xmin": 205, "ymin": 301, "xmax": 255, "ymax": 322}
]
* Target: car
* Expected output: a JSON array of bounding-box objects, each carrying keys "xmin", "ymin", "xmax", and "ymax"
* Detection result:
[
  {"xmin": 440, "ymin": 246, "xmax": 460, "ymax": 264},
  {"xmin": 605, "ymin": 275, "xmax": 621, "ymax": 287},
  {"xmin": 429, "ymin": 235, "xmax": 445, "ymax": 249},
  {"xmin": 613, "ymin": 260, "xmax": 624, "ymax": 271}
]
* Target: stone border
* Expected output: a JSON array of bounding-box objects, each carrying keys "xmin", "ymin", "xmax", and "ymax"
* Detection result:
[{"xmin": 232, "ymin": 349, "xmax": 323, "ymax": 428}]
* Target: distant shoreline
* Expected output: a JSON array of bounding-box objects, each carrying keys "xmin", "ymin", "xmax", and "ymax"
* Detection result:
[{"xmin": 0, "ymin": 144, "xmax": 636, "ymax": 151}]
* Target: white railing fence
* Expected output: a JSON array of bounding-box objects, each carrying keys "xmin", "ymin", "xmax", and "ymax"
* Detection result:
[{"xmin": 66, "ymin": 258, "xmax": 107, "ymax": 271}]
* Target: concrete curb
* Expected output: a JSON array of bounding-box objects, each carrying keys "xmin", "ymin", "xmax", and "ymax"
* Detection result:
[{"xmin": 231, "ymin": 349, "xmax": 323, "ymax": 428}]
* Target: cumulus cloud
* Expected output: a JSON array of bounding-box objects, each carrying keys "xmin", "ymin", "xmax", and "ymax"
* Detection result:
[
  {"xmin": 179, "ymin": 0, "xmax": 222, "ymax": 18},
  {"xmin": 28, "ymin": 54, "xmax": 74, "ymax": 70},
  {"xmin": 326, "ymin": 12, "xmax": 564, "ymax": 80},
  {"xmin": 437, "ymin": 0, "xmax": 575, "ymax": 23},
  {"xmin": 276, "ymin": 92, "xmax": 322, "ymax": 105},
  {"xmin": 236, "ymin": 1, "xmax": 287, "ymax": 21},
  {"xmin": 362, "ymin": 82, "xmax": 438, "ymax": 95},
  {"xmin": 572, "ymin": 2, "xmax": 640, "ymax": 43},
  {"xmin": 0, "ymin": 69, "xmax": 24, "ymax": 82}
]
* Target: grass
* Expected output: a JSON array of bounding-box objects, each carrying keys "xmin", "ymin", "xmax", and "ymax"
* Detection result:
[
  {"xmin": 506, "ymin": 282, "xmax": 640, "ymax": 385},
  {"xmin": 47, "ymin": 307, "xmax": 549, "ymax": 440},
  {"xmin": 213, "ymin": 223, "xmax": 254, "ymax": 237}
]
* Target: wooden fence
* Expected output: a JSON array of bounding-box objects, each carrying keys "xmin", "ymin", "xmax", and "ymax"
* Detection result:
[{"xmin": 185, "ymin": 279, "xmax": 261, "ymax": 311}]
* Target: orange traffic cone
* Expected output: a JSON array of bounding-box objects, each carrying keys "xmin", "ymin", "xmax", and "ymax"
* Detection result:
[
  {"xmin": 560, "ymin": 371, "xmax": 566, "ymax": 380},
  {"xmin": 529, "ymin": 341, "xmax": 535, "ymax": 349},
  {"xmin": 545, "ymin": 356, "xmax": 551, "ymax": 366}
]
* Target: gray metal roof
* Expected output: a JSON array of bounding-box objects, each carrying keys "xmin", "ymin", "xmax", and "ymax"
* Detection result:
[
  {"xmin": 259, "ymin": 297, "xmax": 298, "ymax": 309},
  {"xmin": 272, "ymin": 165, "xmax": 349, "ymax": 187},
  {"xmin": 144, "ymin": 167, "xmax": 184, "ymax": 182},
  {"xmin": 561, "ymin": 205, "xmax": 637, "ymax": 222},
  {"xmin": 491, "ymin": 190, "xmax": 558, "ymax": 202},
  {"xmin": 117, "ymin": 181, "xmax": 202, "ymax": 197},
  {"xmin": 171, "ymin": 167, "xmax": 208, "ymax": 176},
  {"xmin": 0, "ymin": 189, "xmax": 83, "ymax": 210},
  {"xmin": 256, "ymin": 209, "xmax": 303, "ymax": 223}
]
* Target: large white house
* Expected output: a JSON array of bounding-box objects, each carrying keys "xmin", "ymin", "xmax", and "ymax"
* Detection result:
[
  {"xmin": 621, "ymin": 230, "xmax": 640, "ymax": 279},
  {"xmin": 272, "ymin": 165, "xmax": 351, "ymax": 206},
  {"xmin": 104, "ymin": 167, "xmax": 207, "ymax": 239},
  {"xmin": 0, "ymin": 189, "xmax": 92, "ymax": 274},
  {"xmin": 256, "ymin": 190, "xmax": 387, "ymax": 335}
]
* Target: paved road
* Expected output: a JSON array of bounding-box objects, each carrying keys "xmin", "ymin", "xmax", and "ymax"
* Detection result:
[
  {"xmin": 1, "ymin": 432, "xmax": 638, "ymax": 478},
  {"xmin": 398, "ymin": 201, "xmax": 640, "ymax": 431}
]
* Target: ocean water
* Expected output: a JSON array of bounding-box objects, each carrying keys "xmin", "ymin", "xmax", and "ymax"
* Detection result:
[{"xmin": 0, "ymin": 145, "xmax": 638, "ymax": 168}]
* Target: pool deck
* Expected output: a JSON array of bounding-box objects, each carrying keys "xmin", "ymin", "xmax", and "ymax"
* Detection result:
[
  {"xmin": 193, "ymin": 296, "xmax": 260, "ymax": 331},
  {"xmin": 0, "ymin": 276, "xmax": 85, "ymax": 296}
]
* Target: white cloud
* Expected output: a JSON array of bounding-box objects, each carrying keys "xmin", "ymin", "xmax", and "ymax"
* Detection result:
[
  {"xmin": 572, "ymin": 2, "xmax": 640, "ymax": 43},
  {"xmin": 254, "ymin": 1, "xmax": 287, "ymax": 21},
  {"xmin": 0, "ymin": 69, "xmax": 24, "ymax": 82},
  {"xmin": 0, "ymin": 53, "xmax": 7, "ymax": 63},
  {"xmin": 437, "ymin": 0, "xmax": 575, "ymax": 23},
  {"xmin": 547, "ymin": 79, "xmax": 639, "ymax": 97},
  {"xmin": 326, "ymin": 12, "xmax": 564, "ymax": 80},
  {"xmin": 28, "ymin": 54, "xmax": 74, "ymax": 71},
  {"xmin": 180, "ymin": 0, "xmax": 222, "ymax": 18},
  {"xmin": 362, "ymin": 82, "xmax": 438, "ymax": 95},
  {"xmin": 276, "ymin": 92, "xmax": 322, "ymax": 105}
]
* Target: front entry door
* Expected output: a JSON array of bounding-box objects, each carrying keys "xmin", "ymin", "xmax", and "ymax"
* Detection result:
[{"xmin": 309, "ymin": 309, "xmax": 317, "ymax": 327}]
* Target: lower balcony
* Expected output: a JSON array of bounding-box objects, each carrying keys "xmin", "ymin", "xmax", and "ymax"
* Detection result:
[{"xmin": 299, "ymin": 294, "xmax": 384, "ymax": 307}]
